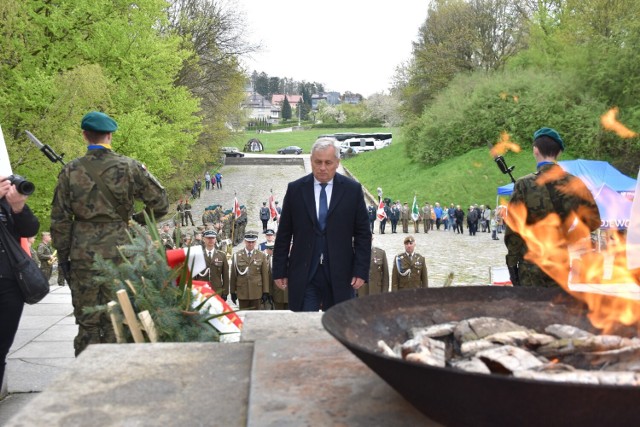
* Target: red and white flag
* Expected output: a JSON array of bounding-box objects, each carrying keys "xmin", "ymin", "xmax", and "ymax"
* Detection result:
[
  {"xmin": 376, "ymin": 198, "xmax": 387, "ymax": 221},
  {"xmin": 234, "ymin": 197, "xmax": 241, "ymax": 219},
  {"xmin": 268, "ymin": 193, "xmax": 278, "ymax": 220}
]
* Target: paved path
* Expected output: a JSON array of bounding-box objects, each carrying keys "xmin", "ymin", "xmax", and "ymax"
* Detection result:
[{"xmin": 0, "ymin": 153, "xmax": 508, "ymax": 421}]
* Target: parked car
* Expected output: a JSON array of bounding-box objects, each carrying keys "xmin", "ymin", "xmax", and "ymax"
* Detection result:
[
  {"xmin": 277, "ymin": 146, "xmax": 303, "ymax": 155},
  {"xmin": 220, "ymin": 147, "xmax": 244, "ymax": 157}
]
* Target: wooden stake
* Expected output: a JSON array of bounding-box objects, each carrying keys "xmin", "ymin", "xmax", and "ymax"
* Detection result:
[
  {"xmin": 107, "ymin": 301, "xmax": 126, "ymax": 344},
  {"xmin": 116, "ymin": 289, "xmax": 145, "ymax": 343},
  {"xmin": 138, "ymin": 310, "xmax": 159, "ymax": 343}
]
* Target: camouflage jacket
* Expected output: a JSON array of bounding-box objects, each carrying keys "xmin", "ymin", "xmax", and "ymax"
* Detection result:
[
  {"xmin": 50, "ymin": 148, "xmax": 169, "ymax": 268},
  {"xmin": 504, "ymin": 163, "xmax": 600, "ymax": 286}
]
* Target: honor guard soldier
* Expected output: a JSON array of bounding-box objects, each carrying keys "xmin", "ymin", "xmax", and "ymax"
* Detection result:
[
  {"xmin": 230, "ymin": 230, "xmax": 270, "ymax": 310},
  {"xmin": 265, "ymin": 241, "xmax": 288, "ymax": 309},
  {"xmin": 422, "ymin": 203, "xmax": 431, "ymax": 234},
  {"xmin": 401, "ymin": 202, "xmax": 410, "ymax": 233},
  {"xmin": 195, "ymin": 230, "xmax": 230, "ymax": 302},
  {"xmin": 392, "ymin": 235, "xmax": 428, "ymax": 291},
  {"xmin": 37, "ymin": 232, "xmax": 56, "ymax": 284},
  {"xmin": 359, "ymin": 238, "xmax": 389, "ymax": 296},
  {"xmin": 177, "ymin": 199, "xmax": 185, "ymax": 226},
  {"xmin": 183, "ymin": 198, "xmax": 195, "ymax": 226},
  {"xmin": 259, "ymin": 202, "xmax": 270, "ymax": 232}
]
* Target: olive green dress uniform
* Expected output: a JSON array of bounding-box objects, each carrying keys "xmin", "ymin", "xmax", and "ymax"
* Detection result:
[
  {"xmin": 401, "ymin": 204, "xmax": 410, "ymax": 233},
  {"xmin": 50, "ymin": 111, "xmax": 169, "ymax": 356},
  {"xmin": 392, "ymin": 251, "xmax": 428, "ymax": 291},
  {"xmin": 230, "ymin": 248, "xmax": 269, "ymax": 310},
  {"xmin": 196, "ymin": 247, "xmax": 230, "ymax": 299},
  {"xmin": 360, "ymin": 246, "xmax": 389, "ymax": 295},
  {"xmin": 37, "ymin": 241, "xmax": 55, "ymax": 282},
  {"xmin": 422, "ymin": 205, "xmax": 431, "ymax": 233},
  {"xmin": 267, "ymin": 250, "xmax": 289, "ymax": 309},
  {"xmin": 505, "ymin": 163, "xmax": 600, "ymax": 288}
]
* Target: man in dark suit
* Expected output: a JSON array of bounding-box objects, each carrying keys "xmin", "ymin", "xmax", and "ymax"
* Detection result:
[{"xmin": 272, "ymin": 138, "xmax": 371, "ymax": 311}]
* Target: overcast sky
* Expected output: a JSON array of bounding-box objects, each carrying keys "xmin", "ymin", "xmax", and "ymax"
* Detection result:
[{"xmin": 236, "ymin": 0, "xmax": 430, "ymax": 97}]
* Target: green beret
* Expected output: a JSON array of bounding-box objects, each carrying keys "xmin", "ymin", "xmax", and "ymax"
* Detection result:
[
  {"xmin": 533, "ymin": 127, "xmax": 564, "ymax": 150},
  {"xmin": 223, "ymin": 209, "xmax": 232, "ymax": 215},
  {"xmin": 81, "ymin": 111, "xmax": 118, "ymax": 133}
]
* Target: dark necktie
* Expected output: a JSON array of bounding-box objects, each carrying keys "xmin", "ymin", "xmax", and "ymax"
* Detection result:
[{"xmin": 319, "ymin": 183, "xmax": 328, "ymax": 231}]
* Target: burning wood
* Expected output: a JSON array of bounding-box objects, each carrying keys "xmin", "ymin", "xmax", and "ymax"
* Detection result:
[{"xmin": 377, "ymin": 316, "xmax": 640, "ymax": 385}]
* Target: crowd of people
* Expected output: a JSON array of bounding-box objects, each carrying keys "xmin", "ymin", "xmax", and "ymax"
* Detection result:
[{"xmin": 368, "ymin": 200, "xmax": 506, "ymax": 238}]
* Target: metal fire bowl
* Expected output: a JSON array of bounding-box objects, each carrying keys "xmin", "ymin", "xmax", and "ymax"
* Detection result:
[{"xmin": 322, "ymin": 286, "xmax": 640, "ymax": 427}]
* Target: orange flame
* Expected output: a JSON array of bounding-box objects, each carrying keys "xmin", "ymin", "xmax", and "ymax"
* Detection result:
[
  {"xmin": 601, "ymin": 107, "xmax": 638, "ymax": 138},
  {"xmin": 490, "ymin": 132, "xmax": 522, "ymax": 157},
  {"xmin": 505, "ymin": 176, "xmax": 640, "ymax": 334}
]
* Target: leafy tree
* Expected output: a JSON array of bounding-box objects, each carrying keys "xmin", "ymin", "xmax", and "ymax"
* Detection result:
[
  {"xmin": 268, "ymin": 77, "xmax": 280, "ymax": 98},
  {"xmin": 254, "ymin": 72, "xmax": 269, "ymax": 96},
  {"xmin": 282, "ymin": 96, "xmax": 292, "ymax": 121}
]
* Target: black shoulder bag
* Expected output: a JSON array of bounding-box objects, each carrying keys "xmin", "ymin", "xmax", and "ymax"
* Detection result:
[{"xmin": 0, "ymin": 221, "xmax": 50, "ymax": 304}]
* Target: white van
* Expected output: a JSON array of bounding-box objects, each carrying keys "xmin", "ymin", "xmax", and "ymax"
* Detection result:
[{"xmin": 340, "ymin": 137, "xmax": 377, "ymax": 153}]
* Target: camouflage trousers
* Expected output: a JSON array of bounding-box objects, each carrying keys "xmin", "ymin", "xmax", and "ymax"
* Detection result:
[
  {"xmin": 69, "ymin": 267, "xmax": 117, "ymax": 356},
  {"xmin": 40, "ymin": 266, "xmax": 52, "ymax": 282},
  {"xmin": 517, "ymin": 261, "xmax": 564, "ymax": 288}
]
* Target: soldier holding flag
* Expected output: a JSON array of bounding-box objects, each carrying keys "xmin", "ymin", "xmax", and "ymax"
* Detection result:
[{"xmin": 411, "ymin": 195, "xmax": 420, "ymax": 233}]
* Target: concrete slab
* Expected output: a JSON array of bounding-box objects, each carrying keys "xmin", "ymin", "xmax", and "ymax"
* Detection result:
[
  {"xmin": 5, "ymin": 358, "xmax": 75, "ymax": 393},
  {"xmin": 17, "ymin": 316, "xmax": 68, "ymax": 330},
  {"xmin": 5, "ymin": 343, "xmax": 253, "ymax": 427},
  {"xmin": 8, "ymin": 329, "xmax": 43, "ymax": 354},
  {"xmin": 8, "ymin": 341, "xmax": 75, "ymax": 359},
  {"xmin": 241, "ymin": 311, "xmax": 326, "ymax": 341},
  {"xmin": 57, "ymin": 316, "xmax": 77, "ymax": 325},
  {"xmin": 33, "ymin": 325, "xmax": 77, "ymax": 342},
  {"xmin": 0, "ymin": 394, "xmax": 38, "ymax": 426},
  {"xmin": 246, "ymin": 335, "xmax": 439, "ymax": 426},
  {"xmin": 21, "ymin": 304, "xmax": 73, "ymax": 317},
  {"xmin": 37, "ymin": 293, "xmax": 72, "ymax": 304}
]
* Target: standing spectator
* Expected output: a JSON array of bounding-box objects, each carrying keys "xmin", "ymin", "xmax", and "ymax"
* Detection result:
[
  {"xmin": 50, "ymin": 111, "xmax": 169, "ymax": 356},
  {"xmin": 204, "ymin": 171, "xmax": 211, "ymax": 190},
  {"xmin": 433, "ymin": 202, "xmax": 443, "ymax": 230},
  {"xmin": 1, "ymin": 176, "xmax": 40, "ymax": 388},
  {"xmin": 454, "ymin": 205, "xmax": 465, "ymax": 234},
  {"xmin": 183, "ymin": 198, "xmax": 195, "ymax": 226},
  {"xmin": 231, "ymin": 231, "xmax": 270, "ymax": 310},
  {"xmin": 272, "ymin": 138, "xmax": 371, "ymax": 312},
  {"xmin": 259, "ymin": 202, "xmax": 270, "ymax": 232},
  {"xmin": 215, "ymin": 172, "xmax": 223, "ymax": 189},
  {"xmin": 367, "ymin": 202, "xmax": 377, "ymax": 234},
  {"xmin": 441, "ymin": 208, "xmax": 449, "ymax": 231},
  {"xmin": 467, "ymin": 205, "xmax": 479, "ymax": 236},
  {"xmin": 448, "ymin": 203, "xmax": 456, "ymax": 231},
  {"xmin": 391, "ymin": 235, "xmax": 428, "ymax": 291},
  {"xmin": 483, "ymin": 205, "xmax": 492, "ymax": 233},
  {"xmin": 504, "ymin": 127, "xmax": 600, "ymax": 287},
  {"xmin": 37, "ymin": 231, "xmax": 55, "ymax": 284},
  {"xmin": 359, "ymin": 237, "xmax": 389, "ymax": 296}
]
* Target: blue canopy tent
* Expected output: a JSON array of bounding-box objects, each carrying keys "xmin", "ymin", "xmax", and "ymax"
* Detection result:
[{"xmin": 496, "ymin": 159, "xmax": 636, "ymax": 229}]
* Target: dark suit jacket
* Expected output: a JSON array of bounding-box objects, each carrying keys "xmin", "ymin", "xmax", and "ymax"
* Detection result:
[{"xmin": 272, "ymin": 172, "xmax": 371, "ymax": 311}]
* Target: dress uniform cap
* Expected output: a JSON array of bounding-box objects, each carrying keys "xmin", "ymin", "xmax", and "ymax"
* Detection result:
[
  {"xmin": 81, "ymin": 111, "xmax": 118, "ymax": 132},
  {"xmin": 533, "ymin": 127, "xmax": 564, "ymax": 150},
  {"xmin": 203, "ymin": 230, "xmax": 217, "ymax": 238},
  {"xmin": 404, "ymin": 235, "xmax": 415, "ymax": 244},
  {"xmin": 244, "ymin": 231, "xmax": 259, "ymax": 241},
  {"xmin": 264, "ymin": 229, "xmax": 275, "ymax": 235}
]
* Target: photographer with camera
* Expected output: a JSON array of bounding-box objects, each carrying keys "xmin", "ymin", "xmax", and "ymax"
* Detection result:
[{"xmin": 0, "ymin": 174, "xmax": 40, "ymax": 388}]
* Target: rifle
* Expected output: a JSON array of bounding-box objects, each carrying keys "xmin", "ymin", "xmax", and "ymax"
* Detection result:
[
  {"xmin": 25, "ymin": 130, "xmax": 66, "ymax": 166},
  {"xmin": 488, "ymin": 142, "xmax": 516, "ymax": 184}
]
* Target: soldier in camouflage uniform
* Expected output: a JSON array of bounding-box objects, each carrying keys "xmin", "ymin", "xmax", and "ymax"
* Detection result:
[
  {"xmin": 195, "ymin": 230, "xmax": 230, "ymax": 301},
  {"xmin": 230, "ymin": 231, "xmax": 270, "ymax": 310},
  {"xmin": 391, "ymin": 235, "xmax": 428, "ymax": 291},
  {"xmin": 159, "ymin": 223, "xmax": 175, "ymax": 249},
  {"xmin": 359, "ymin": 238, "xmax": 389, "ymax": 296},
  {"xmin": 505, "ymin": 128, "xmax": 600, "ymax": 288},
  {"xmin": 183, "ymin": 198, "xmax": 195, "ymax": 226},
  {"xmin": 177, "ymin": 199, "xmax": 185, "ymax": 226},
  {"xmin": 50, "ymin": 111, "xmax": 169, "ymax": 356},
  {"xmin": 37, "ymin": 231, "xmax": 55, "ymax": 283}
]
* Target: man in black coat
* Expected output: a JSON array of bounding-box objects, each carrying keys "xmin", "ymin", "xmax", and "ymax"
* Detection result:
[{"xmin": 272, "ymin": 139, "xmax": 371, "ymax": 311}]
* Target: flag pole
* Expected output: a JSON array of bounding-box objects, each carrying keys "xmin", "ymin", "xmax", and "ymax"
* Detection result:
[{"xmin": 228, "ymin": 192, "xmax": 237, "ymax": 257}]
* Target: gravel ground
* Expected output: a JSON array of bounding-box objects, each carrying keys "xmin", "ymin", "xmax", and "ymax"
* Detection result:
[{"xmin": 178, "ymin": 154, "xmax": 508, "ymax": 288}]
